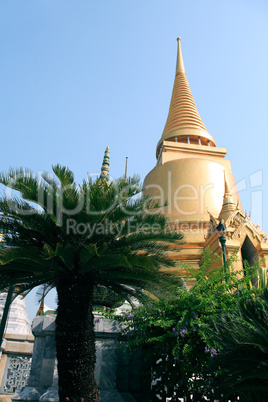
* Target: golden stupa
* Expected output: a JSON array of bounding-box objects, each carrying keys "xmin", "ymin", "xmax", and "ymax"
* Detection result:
[{"xmin": 143, "ymin": 38, "xmax": 268, "ymax": 275}]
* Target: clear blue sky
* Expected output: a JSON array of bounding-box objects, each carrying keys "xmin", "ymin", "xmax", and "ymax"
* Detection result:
[{"xmin": 0, "ymin": 0, "xmax": 267, "ymax": 324}]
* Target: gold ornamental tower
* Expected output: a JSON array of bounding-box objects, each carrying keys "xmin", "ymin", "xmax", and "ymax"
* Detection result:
[{"xmin": 143, "ymin": 38, "xmax": 268, "ymax": 272}]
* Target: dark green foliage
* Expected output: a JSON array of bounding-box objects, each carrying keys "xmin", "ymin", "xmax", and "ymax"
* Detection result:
[
  {"xmin": 114, "ymin": 249, "xmax": 262, "ymax": 401},
  {"xmin": 93, "ymin": 285, "xmax": 125, "ymax": 308},
  {"xmin": 207, "ymin": 289, "xmax": 268, "ymax": 401},
  {"xmin": 0, "ymin": 165, "xmax": 184, "ymax": 401}
]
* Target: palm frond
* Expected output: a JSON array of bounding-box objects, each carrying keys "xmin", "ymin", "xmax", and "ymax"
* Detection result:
[
  {"xmin": 0, "ymin": 164, "xmax": 184, "ymax": 306},
  {"xmin": 207, "ymin": 289, "xmax": 268, "ymax": 399}
]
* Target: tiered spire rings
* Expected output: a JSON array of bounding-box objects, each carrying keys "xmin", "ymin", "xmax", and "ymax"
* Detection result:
[
  {"xmin": 100, "ymin": 146, "xmax": 110, "ymax": 181},
  {"xmin": 156, "ymin": 38, "xmax": 216, "ymax": 158}
]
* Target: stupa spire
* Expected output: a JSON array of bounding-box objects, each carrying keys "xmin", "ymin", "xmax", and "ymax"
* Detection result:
[
  {"xmin": 100, "ymin": 146, "xmax": 110, "ymax": 181},
  {"xmin": 176, "ymin": 37, "xmax": 185, "ymax": 74},
  {"xmin": 156, "ymin": 38, "xmax": 216, "ymax": 158},
  {"xmin": 36, "ymin": 297, "xmax": 45, "ymax": 316}
]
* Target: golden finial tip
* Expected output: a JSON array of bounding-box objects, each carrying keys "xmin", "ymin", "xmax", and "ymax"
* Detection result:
[{"xmin": 177, "ymin": 37, "xmax": 181, "ymax": 41}]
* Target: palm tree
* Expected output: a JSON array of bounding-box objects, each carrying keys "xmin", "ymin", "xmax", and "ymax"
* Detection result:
[
  {"xmin": 0, "ymin": 156, "xmax": 183, "ymax": 401},
  {"xmin": 207, "ymin": 289, "xmax": 268, "ymax": 401}
]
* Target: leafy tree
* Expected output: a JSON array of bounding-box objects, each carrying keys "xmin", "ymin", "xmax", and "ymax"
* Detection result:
[
  {"xmin": 115, "ymin": 249, "xmax": 260, "ymax": 401},
  {"xmin": 0, "ymin": 163, "xmax": 183, "ymax": 401},
  {"xmin": 207, "ymin": 288, "xmax": 268, "ymax": 401}
]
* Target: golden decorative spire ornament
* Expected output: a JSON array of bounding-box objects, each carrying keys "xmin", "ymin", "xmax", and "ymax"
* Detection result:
[
  {"xmin": 218, "ymin": 171, "xmax": 236, "ymax": 223},
  {"xmin": 36, "ymin": 297, "xmax": 45, "ymax": 316},
  {"xmin": 156, "ymin": 38, "xmax": 216, "ymax": 158}
]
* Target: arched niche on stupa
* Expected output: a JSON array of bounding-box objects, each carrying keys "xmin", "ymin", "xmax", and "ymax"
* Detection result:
[
  {"xmin": 241, "ymin": 235, "xmax": 259, "ymax": 267},
  {"xmin": 241, "ymin": 235, "xmax": 259, "ymax": 286}
]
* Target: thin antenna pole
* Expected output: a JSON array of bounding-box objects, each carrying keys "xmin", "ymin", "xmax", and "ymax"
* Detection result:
[{"xmin": 125, "ymin": 157, "xmax": 128, "ymax": 184}]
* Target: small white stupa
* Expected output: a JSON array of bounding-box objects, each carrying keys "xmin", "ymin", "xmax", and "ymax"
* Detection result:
[{"xmin": 0, "ymin": 293, "xmax": 32, "ymax": 336}]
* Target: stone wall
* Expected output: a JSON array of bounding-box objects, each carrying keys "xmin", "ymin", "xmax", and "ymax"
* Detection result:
[{"xmin": 12, "ymin": 315, "xmax": 148, "ymax": 401}]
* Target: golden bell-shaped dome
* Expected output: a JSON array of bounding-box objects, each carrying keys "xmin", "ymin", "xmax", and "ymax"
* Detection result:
[{"xmin": 144, "ymin": 37, "xmax": 241, "ymax": 230}]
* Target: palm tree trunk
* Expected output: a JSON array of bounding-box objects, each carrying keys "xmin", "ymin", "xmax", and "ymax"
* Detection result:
[{"xmin": 56, "ymin": 274, "xmax": 100, "ymax": 401}]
